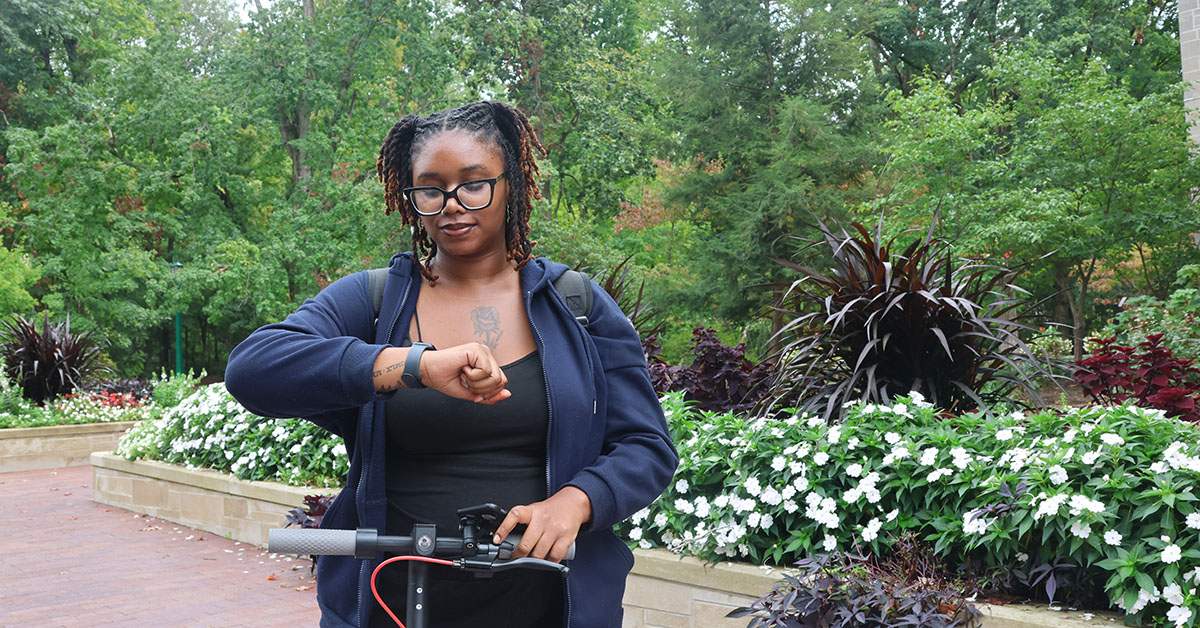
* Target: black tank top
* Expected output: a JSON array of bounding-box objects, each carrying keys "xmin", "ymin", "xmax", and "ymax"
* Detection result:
[{"xmin": 374, "ymin": 348, "xmax": 563, "ymax": 628}]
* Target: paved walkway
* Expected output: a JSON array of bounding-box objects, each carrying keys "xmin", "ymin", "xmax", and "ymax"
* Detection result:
[{"xmin": 0, "ymin": 466, "xmax": 323, "ymax": 627}]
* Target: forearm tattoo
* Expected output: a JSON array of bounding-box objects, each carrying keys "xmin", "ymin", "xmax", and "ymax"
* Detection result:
[
  {"xmin": 373, "ymin": 360, "xmax": 404, "ymax": 379},
  {"xmin": 471, "ymin": 306, "xmax": 504, "ymax": 350}
]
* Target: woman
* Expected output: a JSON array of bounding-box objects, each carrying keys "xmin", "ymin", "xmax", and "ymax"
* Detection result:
[{"xmin": 225, "ymin": 101, "xmax": 677, "ymax": 628}]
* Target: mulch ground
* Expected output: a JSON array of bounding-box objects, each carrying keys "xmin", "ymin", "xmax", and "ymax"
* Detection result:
[{"xmin": 0, "ymin": 465, "xmax": 323, "ymax": 627}]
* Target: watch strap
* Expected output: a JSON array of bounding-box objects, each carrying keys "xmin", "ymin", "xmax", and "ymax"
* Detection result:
[{"xmin": 401, "ymin": 342, "xmax": 434, "ymax": 389}]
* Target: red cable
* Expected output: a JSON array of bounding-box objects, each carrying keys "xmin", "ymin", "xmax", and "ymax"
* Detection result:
[{"xmin": 370, "ymin": 555, "xmax": 455, "ymax": 628}]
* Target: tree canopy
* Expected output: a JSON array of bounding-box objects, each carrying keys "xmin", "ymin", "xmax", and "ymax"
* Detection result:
[{"xmin": 1, "ymin": 0, "xmax": 1195, "ymax": 375}]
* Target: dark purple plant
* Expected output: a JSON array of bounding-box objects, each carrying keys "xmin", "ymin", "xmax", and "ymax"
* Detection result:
[
  {"xmin": 651, "ymin": 327, "xmax": 771, "ymax": 414},
  {"xmin": 0, "ymin": 312, "xmax": 108, "ymax": 405},
  {"xmin": 285, "ymin": 495, "xmax": 334, "ymax": 529}
]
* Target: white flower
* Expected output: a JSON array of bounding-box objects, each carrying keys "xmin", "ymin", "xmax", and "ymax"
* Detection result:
[
  {"xmin": 1016, "ymin": 552, "xmax": 1029, "ymax": 562},
  {"xmin": 1062, "ymin": 428, "xmax": 1077, "ymax": 443},
  {"xmin": 1104, "ymin": 530, "xmax": 1122, "ymax": 546},
  {"xmin": 1163, "ymin": 583, "xmax": 1185, "ymax": 606},
  {"xmin": 927, "ymin": 468, "xmax": 952, "ymax": 482},
  {"xmin": 760, "ymin": 487, "xmax": 782, "ymax": 506},
  {"xmin": 759, "ymin": 514, "xmax": 773, "ymax": 529},
  {"xmin": 331, "ymin": 443, "xmax": 347, "ymax": 457},
  {"xmin": 884, "ymin": 432, "xmax": 901, "ymax": 445},
  {"xmin": 713, "ymin": 494, "xmax": 730, "ymax": 508},
  {"xmin": 822, "ymin": 534, "xmax": 837, "ymax": 551},
  {"xmin": 674, "ymin": 498, "xmax": 694, "ymax": 514},
  {"xmin": 861, "ymin": 518, "xmax": 883, "ymax": 542},
  {"xmin": 733, "ymin": 498, "xmax": 756, "ymax": 514},
  {"xmin": 847, "ymin": 437, "xmax": 860, "ymax": 449},
  {"xmin": 807, "ymin": 416, "xmax": 823, "ymax": 427},
  {"xmin": 791, "ymin": 475, "xmax": 810, "ymax": 493},
  {"xmin": 950, "ymin": 447, "xmax": 972, "ymax": 469},
  {"xmin": 743, "ymin": 477, "xmax": 762, "ymax": 496},
  {"xmin": 629, "ymin": 527, "xmax": 643, "ymax": 541},
  {"xmin": 675, "ymin": 479, "xmax": 690, "ymax": 493},
  {"xmin": 827, "ymin": 425, "xmax": 842, "ymax": 443},
  {"xmin": 654, "ymin": 513, "xmax": 668, "ymax": 527},
  {"xmin": 813, "ymin": 451, "xmax": 830, "ymax": 466},
  {"xmin": 1162, "ymin": 544, "xmax": 1183, "ymax": 564},
  {"xmin": 1080, "ymin": 423, "xmax": 1096, "ymax": 434},
  {"xmin": 996, "ymin": 429, "xmax": 1014, "ymax": 441},
  {"xmin": 1187, "ymin": 567, "xmax": 1200, "ymax": 584},
  {"xmin": 1048, "ymin": 465, "xmax": 1068, "ymax": 486},
  {"xmin": 782, "ymin": 500, "xmax": 798, "ymax": 514},
  {"xmin": 846, "ymin": 463, "xmax": 863, "ymax": 477},
  {"xmin": 770, "ymin": 456, "xmax": 786, "ymax": 472},
  {"xmin": 886, "ymin": 509, "xmax": 899, "ymax": 522},
  {"xmin": 1069, "ymin": 520, "xmax": 1091, "ymax": 539},
  {"xmin": 919, "ymin": 447, "xmax": 938, "ymax": 466},
  {"xmin": 1186, "ymin": 513, "xmax": 1200, "ymax": 530},
  {"xmin": 747, "ymin": 512, "xmax": 761, "ymax": 528},
  {"xmin": 1167, "ymin": 605, "xmax": 1192, "ymax": 628},
  {"xmin": 963, "ymin": 510, "xmax": 991, "ymax": 535},
  {"xmin": 1100, "ymin": 433, "xmax": 1124, "ymax": 446}
]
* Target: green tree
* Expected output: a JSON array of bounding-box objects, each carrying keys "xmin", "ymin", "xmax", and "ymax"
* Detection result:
[
  {"xmin": 879, "ymin": 50, "xmax": 1200, "ymax": 359},
  {"xmin": 643, "ymin": 0, "xmax": 886, "ymax": 336}
]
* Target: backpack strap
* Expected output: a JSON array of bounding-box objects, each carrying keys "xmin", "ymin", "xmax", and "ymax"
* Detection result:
[
  {"xmin": 554, "ymin": 269, "xmax": 594, "ymax": 328},
  {"xmin": 367, "ymin": 267, "xmax": 389, "ymax": 319}
]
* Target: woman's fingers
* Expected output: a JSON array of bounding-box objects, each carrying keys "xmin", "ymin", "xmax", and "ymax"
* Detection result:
[{"xmin": 420, "ymin": 343, "xmax": 510, "ymax": 403}]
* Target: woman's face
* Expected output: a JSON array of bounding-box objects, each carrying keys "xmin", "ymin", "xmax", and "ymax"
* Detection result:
[{"xmin": 410, "ymin": 129, "xmax": 509, "ymax": 262}]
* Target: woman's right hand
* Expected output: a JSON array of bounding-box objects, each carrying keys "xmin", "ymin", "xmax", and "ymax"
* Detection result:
[{"xmin": 372, "ymin": 343, "xmax": 511, "ymax": 404}]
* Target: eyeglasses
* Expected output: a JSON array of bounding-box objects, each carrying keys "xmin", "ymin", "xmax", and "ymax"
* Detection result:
[{"xmin": 402, "ymin": 174, "xmax": 505, "ymax": 216}]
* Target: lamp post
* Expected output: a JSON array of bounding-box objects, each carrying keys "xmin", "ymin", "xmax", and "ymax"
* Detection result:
[{"xmin": 170, "ymin": 261, "xmax": 183, "ymax": 375}]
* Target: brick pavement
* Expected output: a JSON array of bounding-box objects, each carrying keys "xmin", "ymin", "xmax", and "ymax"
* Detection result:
[{"xmin": 0, "ymin": 466, "xmax": 323, "ymax": 627}]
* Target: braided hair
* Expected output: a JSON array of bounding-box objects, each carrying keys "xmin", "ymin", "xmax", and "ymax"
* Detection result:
[{"xmin": 376, "ymin": 101, "xmax": 547, "ymax": 284}]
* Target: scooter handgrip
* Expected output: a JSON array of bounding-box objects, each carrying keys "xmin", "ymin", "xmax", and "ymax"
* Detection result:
[
  {"xmin": 500, "ymin": 534, "xmax": 576, "ymax": 561},
  {"xmin": 269, "ymin": 528, "xmax": 358, "ymax": 556}
]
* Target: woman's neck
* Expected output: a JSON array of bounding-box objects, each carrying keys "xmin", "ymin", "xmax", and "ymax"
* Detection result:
[{"xmin": 426, "ymin": 250, "xmax": 516, "ymax": 289}]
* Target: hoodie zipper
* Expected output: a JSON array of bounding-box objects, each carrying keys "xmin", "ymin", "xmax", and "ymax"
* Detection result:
[
  {"xmin": 527, "ymin": 287, "xmax": 573, "ymax": 628},
  {"xmin": 359, "ymin": 271, "xmax": 412, "ymax": 627}
]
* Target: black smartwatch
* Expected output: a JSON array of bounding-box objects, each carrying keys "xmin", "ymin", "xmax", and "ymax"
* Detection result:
[{"xmin": 401, "ymin": 342, "xmax": 435, "ymax": 389}]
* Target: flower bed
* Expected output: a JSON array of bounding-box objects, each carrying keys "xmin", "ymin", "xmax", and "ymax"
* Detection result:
[
  {"xmin": 117, "ymin": 383, "xmax": 349, "ymax": 488},
  {"xmin": 117, "ymin": 382, "xmax": 1200, "ymax": 624},
  {"xmin": 619, "ymin": 394, "xmax": 1200, "ymax": 626}
]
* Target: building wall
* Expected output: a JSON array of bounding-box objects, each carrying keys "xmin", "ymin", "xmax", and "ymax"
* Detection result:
[{"xmin": 1182, "ymin": 0, "xmax": 1200, "ymax": 145}]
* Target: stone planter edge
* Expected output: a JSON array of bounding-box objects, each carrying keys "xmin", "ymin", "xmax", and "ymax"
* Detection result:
[
  {"xmin": 1, "ymin": 420, "xmax": 139, "ymax": 440},
  {"xmin": 0, "ymin": 421, "xmax": 138, "ymax": 472},
  {"xmin": 90, "ymin": 451, "xmax": 326, "ymax": 506}
]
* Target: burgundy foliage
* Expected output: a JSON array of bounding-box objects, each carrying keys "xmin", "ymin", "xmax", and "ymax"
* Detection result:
[
  {"xmin": 1074, "ymin": 334, "xmax": 1200, "ymax": 422},
  {"xmin": 649, "ymin": 327, "xmax": 771, "ymax": 414}
]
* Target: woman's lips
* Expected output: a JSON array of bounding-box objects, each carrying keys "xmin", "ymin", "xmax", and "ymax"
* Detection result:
[{"xmin": 440, "ymin": 223, "xmax": 475, "ymax": 237}]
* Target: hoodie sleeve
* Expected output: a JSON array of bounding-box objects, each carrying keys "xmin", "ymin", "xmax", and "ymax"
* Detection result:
[
  {"xmin": 564, "ymin": 282, "xmax": 679, "ymax": 531},
  {"xmin": 225, "ymin": 270, "xmax": 392, "ymax": 421}
]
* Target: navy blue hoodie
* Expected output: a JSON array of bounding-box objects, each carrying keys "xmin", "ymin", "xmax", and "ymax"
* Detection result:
[{"xmin": 226, "ymin": 253, "xmax": 678, "ymax": 628}]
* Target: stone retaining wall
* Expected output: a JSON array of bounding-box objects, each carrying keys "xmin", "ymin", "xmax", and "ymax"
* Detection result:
[
  {"xmin": 89, "ymin": 453, "xmax": 1126, "ymax": 627},
  {"xmin": 90, "ymin": 451, "xmax": 333, "ymax": 547},
  {"xmin": 0, "ymin": 422, "xmax": 136, "ymax": 472}
]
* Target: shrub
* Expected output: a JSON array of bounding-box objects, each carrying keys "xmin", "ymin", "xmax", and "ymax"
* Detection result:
[
  {"xmin": 117, "ymin": 383, "xmax": 349, "ymax": 488},
  {"xmin": 621, "ymin": 394, "xmax": 1200, "ymax": 624},
  {"xmin": 0, "ymin": 389, "xmax": 152, "ymax": 429},
  {"xmin": 1093, "ymin": 266, "xmax": 1200, "ymax": 364},
  {"xmin": 0, "ymin": 312, "xmax": 108, "ymax": 404},
  {"xmin": 730, "ymin": 544, "xmax": 981, "ymax": 627},
  {"xmin": 86, "ymin": 377, "xmax": 154, "ymax": 400},
  {"xmin": 1075, "ymin": 334, "xmax": 1200, "ymax": 422},
  {"xmin": 650, "ymin": 327, "xmax": 772, "ymax": 414},
  {"xmin": 151, "ymin": 369, "xmax": 203, "ymax": 409},
  {"xmin": 765, "ymin": 216, "xmax": 1064, "ymax": 419}
]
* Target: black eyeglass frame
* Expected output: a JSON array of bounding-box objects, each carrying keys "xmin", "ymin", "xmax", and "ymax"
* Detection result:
[{"xmin": 402, "ymin": 173, "xmax": 506, "ymax": 216}]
